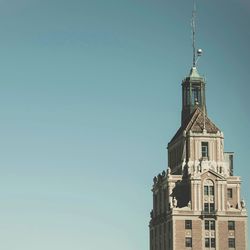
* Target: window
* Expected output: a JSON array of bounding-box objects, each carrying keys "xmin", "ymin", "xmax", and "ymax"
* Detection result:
[
  {"xmin": 229, "ymin": 154, "xmax": 234, "ymax": 175},
  {"xmin": 185, "ymin": 237, "xmax": 192, "ymax": 247},
  {"xmin": 210, "ymin": 220, "xmax": 215, "ymax": 230},
  {"xmin": 204, "ymin": 203, "xmax": 209, "ymax": 212},
  {"xmin": 211, "ymin": 238, "xmax": 216, "ymax": 248},
  {"xmin": 204, "ymin": 185, "xmax": 214, "ymax": 196},
  {"xmin": 202, "ymin": 142, "xmax": 209, "ymax": 158},
  {"xmin": 204, "ymin": 186, "xmax": 209, "ymax": 195},
  {"xmin": 204, "ymin": 203, "xmax": 215, "ymax": 213},
  {"xmin": 209, "ymin": 186, "xmax": 214, "ymax": 195},
  {"xmin": 205, "ymin": 220, "xmax": 215, "ymax": 230},
  {"xmin": 227, "ymin": 188, "xmax": 233, "ymax": 199},
  {"xmin": 205, "ymin": 220, "xmax": 209, "ymax": 230},
  {"xmin": 228, "ymin": 238, "xmax": 235, "ymax": 248},
  {"xmin": 210, "ymin": 203, "xmax": 215, "ymax": 212},
  {"xmin": 192, "ymin": 86, "xmax": 201, "ymax": 105},
  {"xmin": 220, "ymin": 166, "xmax": 223, "ymax": 173},
  {"xmin": 185, "ymin": 220, "xmax": 192, "ymax": 229},
  {"xmin": 205, "ymin": 238, "xmax": 216, "ymax": 248},
  {"xmin": 205, "ymin": 238, "xmax": 210, "ymax": 247},
  {"xmin": 228, "ymin": 221, "xmax": 235, "ymax": 230}
]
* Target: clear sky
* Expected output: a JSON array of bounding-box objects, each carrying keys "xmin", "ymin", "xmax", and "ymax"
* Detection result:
[{"xmin": 0, "ymin": 0, "xmax": 249, "ymax": 249}]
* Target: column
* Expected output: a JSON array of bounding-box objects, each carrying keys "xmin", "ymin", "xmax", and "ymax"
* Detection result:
[{"xmin": 221, "ymin": 183, "xmax": 225, "ymax": 211}]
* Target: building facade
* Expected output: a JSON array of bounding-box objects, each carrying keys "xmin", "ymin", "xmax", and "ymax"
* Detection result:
[{"xmin": 149, "ymin": 65, "xmax": 248, "ymax": 250}]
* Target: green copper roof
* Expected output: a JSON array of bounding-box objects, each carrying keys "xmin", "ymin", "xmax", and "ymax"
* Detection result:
[{"xmin": 189, "ymin": 67, "xmax": 202, "ymax": 78}]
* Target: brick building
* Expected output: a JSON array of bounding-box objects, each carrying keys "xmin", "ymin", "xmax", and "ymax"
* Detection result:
[
  {"xmin": 149, "ymin": 8, "xmax": 248, "ymax": 247},
  {"xmin": 149, "ymin": 65, "xmax": 248, "ymax": 249}
]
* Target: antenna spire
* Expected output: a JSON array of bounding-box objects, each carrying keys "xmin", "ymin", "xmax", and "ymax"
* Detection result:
[
  {"xmin": 192, "ymin": 0, "xmax": 197, "ymax": 67},
  {"xmin": 191, "ymin": 0, "xmax": 203, "ymax": 67}
]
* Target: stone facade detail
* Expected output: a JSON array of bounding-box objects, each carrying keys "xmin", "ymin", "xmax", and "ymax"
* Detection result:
[{"xmin": 149, "ymin": 67, "xmax": 248, "ymax": 250}]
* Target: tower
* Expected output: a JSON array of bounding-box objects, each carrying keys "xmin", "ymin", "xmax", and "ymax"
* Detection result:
[{"xmin": 149, "ymin": 2, "xmax": 248, "ymax": 250}]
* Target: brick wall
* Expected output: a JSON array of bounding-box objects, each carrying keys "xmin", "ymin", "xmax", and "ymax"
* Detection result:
[
  {"xmin": 218, "ymin": 221, "xmax": 228, "ymax": 250},
  {"xmin": 174, "ymin": 220, "xmax": 185, "ymax": 250},
  {"xmin": 192, "ymin": 220, "xmax": 202, "ymax": 249},
  {"xmin": 235, "ymin": 221, "xmax": 246, "ymax": 250}
]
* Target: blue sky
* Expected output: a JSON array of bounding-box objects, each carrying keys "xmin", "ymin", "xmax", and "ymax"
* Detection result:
[{"xmin": 0, "ymin": 0, "xmax": 249, "ymax": 249}]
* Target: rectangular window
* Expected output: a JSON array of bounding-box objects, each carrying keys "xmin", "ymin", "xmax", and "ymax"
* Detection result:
[
  {"xmin": 228, "ymin": 221, "xmax": 235, "ymax": 230},
  {"xmin": 229, "ymin": 154, "xmax": 234, "ymax": 175},
  {"xmin": 204, "ymin": 186, "xmax": 209, "ymax": 196},
  {"xmin": 228, "ymin": 238, "xmax": 235, "ymax": 248},
  {"xmin": 202, "ymin": 142, "xmax": 209, "ymax": 158},
  {"xmin": 227, "ymin": 188, "xmax": 233, "ymax": 199},
  {"xmin": 205, "ymin": 238, "xmax": 216, "ymax": 248},
  {"xmin": 185, "ymin": 237, "xmax": 192, "ymax": 247},
  {"xmin": 185, "ymin": 220, "xmax": 192, "ymax": 229},
  {"xmin": 204, "ymin": 203, "xmax": 209, "ymax": 212},
  {"xmin": 205, "ymin": 220, "xmax": 215, "ymax": 230},
  {"xmin": 209, "ymin": 186, "xmax": 214, "ymax": 195},
  {"xmin": 204, "ymin": 203, "xmax": 215, "ymax": 213},
  {"xmin": 192, "ymin": 86, "xmax": 201, "ymax": 105},
  {"xmin": 220, "ymin": 166, "xmax": 223, "ymax": 173},
  {"xmin": 205, "ymin": 238, "xmax": 210, "ymax": 247},
  {"xmin": 210, "ymin": 220, "xmax": 215, "ymax": 230},
  {"xmin": 210, "ymin": 203, "xmax": 215, "ymax": 212},
  {"xmin": 211, "ymin": 238, "xmax": 216, "ymax": 248}
]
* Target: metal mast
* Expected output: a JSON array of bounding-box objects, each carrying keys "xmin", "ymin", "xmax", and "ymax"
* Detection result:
[{"xmin": 192, "ymin": 0, "xmax": 197, "ymax": 67}]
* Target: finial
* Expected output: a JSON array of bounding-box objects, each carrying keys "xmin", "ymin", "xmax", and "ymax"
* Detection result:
[{"xmin": 191, "ymin": 0, "xmax": 203, "ymax": 67}]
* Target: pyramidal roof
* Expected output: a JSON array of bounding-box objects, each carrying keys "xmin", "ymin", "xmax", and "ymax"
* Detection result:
[
  {"xmin": 169, "ymin": 107, "xmax": 220, "ymax": 144},
  {"xmin": 189, "ymin": 67, "xmax": 202, "ymax": 78}
]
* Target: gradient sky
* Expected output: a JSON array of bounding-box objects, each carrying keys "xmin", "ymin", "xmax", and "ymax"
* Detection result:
[{"xmin": 0, "ymin": 0, "xmax": 249, "ymax": 249}]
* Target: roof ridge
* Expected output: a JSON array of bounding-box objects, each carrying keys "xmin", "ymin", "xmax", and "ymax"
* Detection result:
[
  {"xmin": 186, "ymin": 107, "xmax": 201, "ymax": 130},
  {"xmin": 202, "ymin": 169, "xmax": 226, "ymax": 180},
  {"xmin": 189, "ymin": 108, "xmax": 205, "ymax": 131},
  {"xmin": 168, "ymin": 107, "xmax": 221, "ymax": 145}
]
